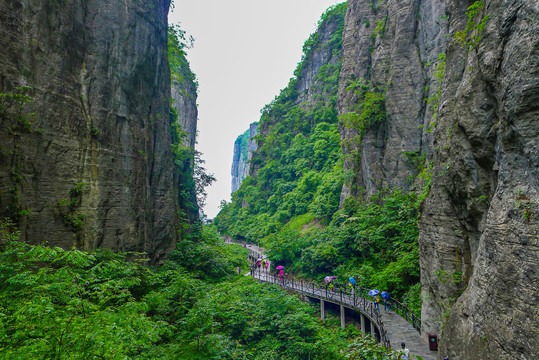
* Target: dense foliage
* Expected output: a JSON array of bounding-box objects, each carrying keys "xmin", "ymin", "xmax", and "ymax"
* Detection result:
[
  {"xmin": 0, "ymin": 220, "xmax": 397, "ymax": 359},
  {"xmin": 168, "ymin": 24, "xmax": 216, "ymax": 219},
  {"xmin": 214, "ymin": 1, "xmax": 423, "ymax": 316},
  {"xmin": 214, "ymin": 3, "xmax": 347, "ymax": 239},
  {"xmin": 262, "ymin": 190, "xmax": 422, "ymax": 314}
]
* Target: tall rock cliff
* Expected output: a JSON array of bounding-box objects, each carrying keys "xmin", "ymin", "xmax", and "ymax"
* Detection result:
[
  {"xmin": 338, "ymin": 0, "xmax": 447, "ymax": 201},
  {"xmin": 0, "ymin": 0, "xmax": 185, "ymax": 262},
  {"xmin": 231, "ymin": 122, "xmax": 258, "ymax": 193},
  {"xmin": 171, "ymin": 77, "xmax": 197, "ymax": 150},
  {"xmin": 340, "ymin": 0, "xmax": 539, "ymax": 358},
  {"xmin": 418, "ymin": 0, "xmax": 539, "ymax": 358},
  {"xmin": 168, "ymin": 25, "xmax": 200, "ymax": 223}
]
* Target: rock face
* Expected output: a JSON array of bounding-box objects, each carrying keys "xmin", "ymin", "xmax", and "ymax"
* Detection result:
[
  {"xmin": 231, "ymin": 122, "xmax": 258, "ymax": 193},
  {"xmin": 338, "ymin": 0, "xmax": 447, "ymax": 201},
  {"xmin": 0, "ymin": 0, "xmax": 183, "ymax": 262},
  {"xmin": 418, "ymin": 0, "xmax": 539, "ymax": 358},
  {"xmin": 171, "ymin": 80, "xmax": 197, "ymax": 150},
  {"xmin": 340, "ymin": 0, "xmax": 539, "ymax": 357}
]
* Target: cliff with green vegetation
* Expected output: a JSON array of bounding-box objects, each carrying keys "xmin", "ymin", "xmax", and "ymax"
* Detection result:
[
  {"xmin": 168, "ymin": 24, "xmax": 200, "ymax": 224},
  {"xmin": 0, "ymin": 0, "xmax": 198, "ymax": 262},
  {"xmin": 215, "ymin": 2, "xmax": 422, "ymax": 312},
  {"xmin": 416, "ymin": 0, "xmax": 539, "ymax": 358},
  {"xmin": 216, "ymin": 3, "xmax": 346, "ymax": 239},
  {"xmin": 231, "ymin": 122, "xmax": 258, "ymax": 193},
  {"xmin": 218, "ymin": 0, "xmax": 539, "ymax": 358}
]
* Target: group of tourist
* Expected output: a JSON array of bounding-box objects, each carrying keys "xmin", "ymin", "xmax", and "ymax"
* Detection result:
[{"xmin": 252, "ymin": 260, "xmax": 420, "ymax": 360}]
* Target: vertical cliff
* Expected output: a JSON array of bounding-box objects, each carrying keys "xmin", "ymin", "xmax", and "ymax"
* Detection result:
[
  {"xmin": 169, "ymin": 25, "xmax": 198, "ymax": 151},
  {"xmin": 168, "ymin": 25, "xmax": 200, "ymax": 223},
  {"xmin": 418, "ymin": 0, "xmax": 539, "ymax": 358},
  {"xmin": 340, "ymin": 0, "xmax": 539, "ymax": 357},
  {"xmin": 231, "ymin": 122, "xmax": 258, "ymax": 193},
  {"xmin": 0, "ymin": 0, "xmax": 184, "ymax": 262},
  {"xmin": 171, "ymin": 76, "xmax": 197, "ymax": 150},
  {"xmin": 338, "ymin": 0, "xmax": 448, "ymax": 201}
]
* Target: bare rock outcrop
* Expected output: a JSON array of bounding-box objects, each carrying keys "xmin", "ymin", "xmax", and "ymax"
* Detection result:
[
  {"xmin": 418, "ymin": 0, "xmax": 539, "ymax": 358},
  {"xmin": 0, "ymin": 0, "xmax": 181, "ymax": 262},
  {"xmin": 231, "ymin": 122, "xmax": 258, "ymax": 193},
  {"xmin": 338, "ymin": 0, "xmax": 448, "ymax": 201}
]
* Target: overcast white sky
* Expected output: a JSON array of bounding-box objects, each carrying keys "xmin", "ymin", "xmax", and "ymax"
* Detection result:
[{"xmin": 169, "ymin": 0, "xmax": 342, "ymax": 218}]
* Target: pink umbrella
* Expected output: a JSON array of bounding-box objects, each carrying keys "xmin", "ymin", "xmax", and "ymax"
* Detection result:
[{"xmin": 276, "ymin": 265, "xmax": 285, "ymax": 270}]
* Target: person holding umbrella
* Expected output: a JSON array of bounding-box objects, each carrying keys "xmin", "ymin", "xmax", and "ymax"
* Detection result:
[
  {"xmin": 348, "ymin": 277, "xmax": 356, "ymax": 295},
  {"xmin": 381, "ymin": 291, "xmax": 391, "ymax": 313},
  {"xmin": 276, "ymin": 265, "xmax": 284, "ymax": 283},
  {"xmin": 368, "ymin": 289, "xmax": 380, "ymax": 311}
]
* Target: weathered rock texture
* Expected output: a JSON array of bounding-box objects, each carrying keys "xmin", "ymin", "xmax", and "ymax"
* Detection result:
[
  {"xmin": 0, "ymin": 0, "xmax": 183, "ymax": 262},
  {"xmin": 338, "ymin": 0, "xmax": 447, "ymax": 201},
  {"xmin": 231, "ymin": 122, "xmax": 258, "ymax": 193},
  {"xmin": 172, "ymin": 80, "xmax": 197, "ymax": 150},
  {"xmin": 418, "ymin": 0, "xmax": 539, "ymax": 358},
  {"xmin": 340, "ymin": 0, "xmax": 539, "ymax": 358}
]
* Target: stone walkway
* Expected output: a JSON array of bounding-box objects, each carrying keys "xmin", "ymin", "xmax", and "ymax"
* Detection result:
[
  {"xmin": 381, "ymin": 310, "xmax": 437, "ymax": 359},
  {"xmin": 234, "ymin": 241, "xmax": 437, "ymax": 360}
]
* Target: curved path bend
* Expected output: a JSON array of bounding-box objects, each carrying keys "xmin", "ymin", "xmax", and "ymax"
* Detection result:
[{"xmin": 237, "ymin": 242, "xmax": 438, "ymax": 360}]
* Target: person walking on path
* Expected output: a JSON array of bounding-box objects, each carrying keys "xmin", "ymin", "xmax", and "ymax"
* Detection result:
[
  {"xmin": 382, "ymin": 291, "xmax": 391, "ymax": 313},
  {"xmin": 279, "ymin": 269, "xmax": 284, "ymax": 283},
  {"xmin": 348, "ymin": 277, "xmax": 355, "ymax": 296},
  {"xmin": 400, "ymin": 342, "xmax": 410, "ymax": 359},
  {"xmin": 374, "ymin": 294, "xmax": 381, "ymax": 311}
]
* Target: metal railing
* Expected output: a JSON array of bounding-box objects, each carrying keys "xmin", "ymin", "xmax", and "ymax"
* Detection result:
[
  {"xmin": 225, "ymin": 239, "xmax": 422, "ymax": 345},
  {"xmin": 387, "ymin": 297, "xmax": 421, "ymax": 332},
  {"xmin": 249, "ymin": 265, "xmax": 391, "ymax": 349}
]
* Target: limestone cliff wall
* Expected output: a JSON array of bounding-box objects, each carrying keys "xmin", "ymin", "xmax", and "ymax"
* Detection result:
[
  {"xmin": 418, "ymin": 0, "xmax": 539, "ymax": 358},
  {"xmin": 171, "ymin": 80, "xmax": 197, "ymax": 150},
  {"xmin": 231, "ymin": 122, "xmax": 258, "ymax": 193},
  {"xmin": 340, "ymin": 0, "xmax": 539, "ymax": 357},
  {"xmin": 0, "ymin": 0, "xmax": 180, "ymax": 262},
  {"xmin": 338, "ymin": 0, "xmax": 447, "ymax": 201}
]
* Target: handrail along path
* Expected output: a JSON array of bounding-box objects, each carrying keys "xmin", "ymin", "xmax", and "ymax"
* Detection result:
[{"xmin": 226, "ymin": 239, "xmax": 437, "ymax": 359}]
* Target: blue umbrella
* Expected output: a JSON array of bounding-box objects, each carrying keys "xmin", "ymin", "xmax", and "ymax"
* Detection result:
[
  {"xmin": 368, "ymin": 289, "xmax": 379, "ymax": 296},
  {"xmin": 381, "ymin": 291, "xmax": 390, "ymax": 300},
  {"xmin": 349, "ymin": 277, "xmax": 356, "ymax": 286}
]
